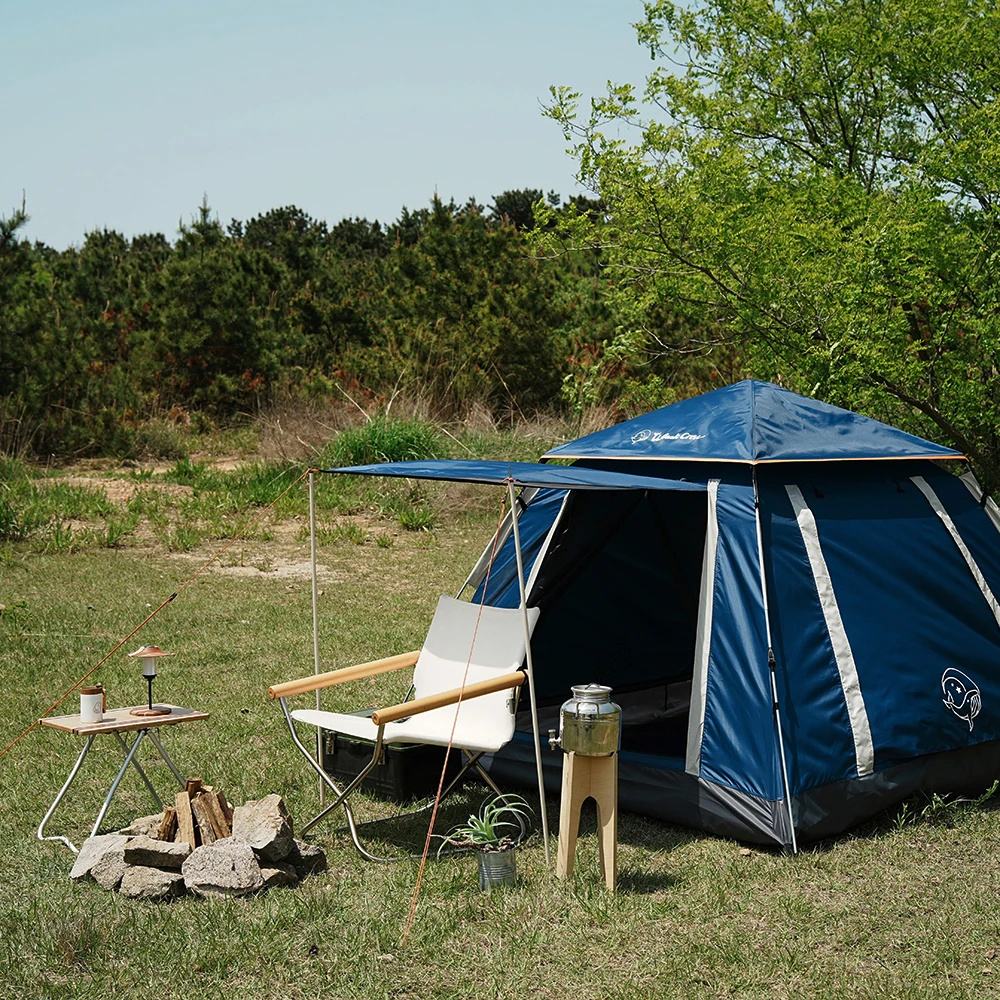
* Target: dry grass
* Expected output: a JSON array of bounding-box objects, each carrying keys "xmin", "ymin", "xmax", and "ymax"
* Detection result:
[
  {"xmin": 256, "ymin": 400, "xmax": 366, "ymax": 464},
  {"xmin": 253, "ymin": 399, "xmax": 615, "ymax": 468}
]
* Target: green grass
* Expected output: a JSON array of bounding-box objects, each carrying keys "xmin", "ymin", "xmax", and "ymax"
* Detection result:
[
  {"xmin": 0, "ymin": 414, "xmax": 542, "ymax": 561},
  {"xmin": 4, "ymin": 532, "xmax": 1000, "ymax": 999},
  {"xmin": 5, "ymin": 431, "xmax": 1000, "ymax": 998}
]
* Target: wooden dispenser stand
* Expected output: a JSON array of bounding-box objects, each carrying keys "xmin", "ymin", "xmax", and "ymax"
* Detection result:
[{"xmin": 556, "ymin": 750, "xmax": 618, "ymax": 891}]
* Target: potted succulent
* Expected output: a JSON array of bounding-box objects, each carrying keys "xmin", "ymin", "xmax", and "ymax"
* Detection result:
[{"xmin": 438, "ymin": 793, "xmax": 532, "ymax": 889}]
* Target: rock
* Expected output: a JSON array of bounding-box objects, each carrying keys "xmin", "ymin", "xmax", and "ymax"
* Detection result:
[
  {"xmin": 231, "ymin": 794, "xmax": 294, "ymax": 862},
  {"xmin": 91, "ymin": 847, "xmax": 128, "ymax": 891},
  {"xmin": 285, "ymin": 839, "xmax": 328, "ymax": 879},
  {"xmin": 182, "ymin": 838, "xmax": 263, "ymax": 897},
  {"xmin": 260, "ymin": 861, "xmax": 299, "ymax": 888},
  {"xmin": 123, "ymin": 835, "xmax": 191, "ymax": 870},
  {"xmin": 120, "ymin": 866, "xmax": 186, "ymax": 900},
  {"xmin": 70, "ymin": 834, "xmax": 130, "ymax": 882},
  {"xmin": 115, "ymin": 812, "xmax": 164, "ymax": 838}
]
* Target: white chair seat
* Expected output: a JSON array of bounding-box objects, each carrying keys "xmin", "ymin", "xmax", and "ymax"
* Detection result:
[{"xmin": 291, "ymin": 702, "xmax": 516, "ymax": 755}]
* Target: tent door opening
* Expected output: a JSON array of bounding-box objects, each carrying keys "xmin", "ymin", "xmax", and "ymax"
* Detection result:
[{"xmin": 513, "ymin": 488, "xmax": 708, "ymax": 764}]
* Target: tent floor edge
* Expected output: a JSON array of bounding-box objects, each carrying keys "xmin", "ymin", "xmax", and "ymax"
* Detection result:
[
  {"xmin": 485, "ymin": 738, "xmax": 1000, "ymax": 849},
  {"xmin": 793, "ymin": 738, "xmax": 1000, "ymax": 843}
]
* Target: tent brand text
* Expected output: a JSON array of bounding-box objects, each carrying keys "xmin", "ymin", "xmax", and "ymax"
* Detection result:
[{"xmin": 631, "ymin": 429, "xmax": 705, "ymax": 445}]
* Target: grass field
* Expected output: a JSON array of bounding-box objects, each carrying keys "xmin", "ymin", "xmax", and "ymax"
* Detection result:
[{"xmin": 3, "ymin": 457, "xmax": 1000, "ymax": 999}]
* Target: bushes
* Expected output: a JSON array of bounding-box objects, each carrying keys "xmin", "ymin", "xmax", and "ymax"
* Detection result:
[{"xmin": 321, "ymin": 416, "xmax": 443, "ymax": 467}]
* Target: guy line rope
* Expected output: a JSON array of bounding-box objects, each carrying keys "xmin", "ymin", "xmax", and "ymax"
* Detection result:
[{"xmin": 401, "ymin": 488, "xmax": 509, "ymax": 946}]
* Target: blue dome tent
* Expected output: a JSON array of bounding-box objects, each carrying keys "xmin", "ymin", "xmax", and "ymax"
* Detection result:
[{"xmin": 327, "ymin": 381, "xmax": 1000, "ymax": 849}]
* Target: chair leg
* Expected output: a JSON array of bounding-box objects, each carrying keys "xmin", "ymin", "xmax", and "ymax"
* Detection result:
[
  {"xmin": 283, "ymin": 700, "xmax": 465, "ymax": 862},
  {"xmin": 281, "ymin": 700, "xmax": 528, "ymax": 861},
  {"xmin": 299, "ymin": 728, "xmax": 389, "ymax": 834}
]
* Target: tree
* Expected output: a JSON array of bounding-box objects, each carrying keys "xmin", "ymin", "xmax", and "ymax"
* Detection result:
[
  {"xmin": 489, "ymin": 189, "xmax": 544, "ymax": 231},
  {"xmin": 329, "ymin": 217, "xmax": 389, "ymax": 258},
  {"xmin": 240, "ymin": 205, "xmax": 329, "ymax": 277},
  {"xmin": 0, "ymin": 198, "xmax": 29, "ymax": 282},
  {"xmin": 349, "ymin": 196, "xmax": 581, "ymax": 414},
  {"xmin": 540, "ymin": 0, "xmax": 1000, "ymax": 491}
]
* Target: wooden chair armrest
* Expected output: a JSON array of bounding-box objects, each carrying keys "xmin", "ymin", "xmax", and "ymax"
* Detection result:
[
  {"xmin": 267, "ymin": 650, "xmax": 420, "ymax": 700},
  {"xmin": 370, "ymin": 671, "xmax": 525, "ymax": 726}
]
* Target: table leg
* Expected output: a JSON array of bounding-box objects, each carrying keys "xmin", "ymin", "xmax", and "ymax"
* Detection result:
[
  {"xmin": 37, "ymin": 734, "xmax": 96, "ymax": 853},
  {"xmin": 145, "ymin": 729, "xmax": 187, "ymax": 788},
  {"xmin": 113, "ymin": 731, "xmax": 163, "ymax": 810},
  {"xmin": 90, "ymin": 729, "xmax": 148, "ymax": 837}
]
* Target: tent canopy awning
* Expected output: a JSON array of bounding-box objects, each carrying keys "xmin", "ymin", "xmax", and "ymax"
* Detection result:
[{"xmin": 318, "ymin": 459, "xmax": 706, "ymax": 492}]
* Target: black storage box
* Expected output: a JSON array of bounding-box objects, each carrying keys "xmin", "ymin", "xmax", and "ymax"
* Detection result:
[{"xmin": 320, "ymin": 721, "xmax": 461, "ymax": 803}]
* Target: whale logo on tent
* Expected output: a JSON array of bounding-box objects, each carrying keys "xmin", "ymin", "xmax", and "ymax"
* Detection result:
[{"xmin": 941, "ymin": 668, "xmax": 982, "ymax": 731}]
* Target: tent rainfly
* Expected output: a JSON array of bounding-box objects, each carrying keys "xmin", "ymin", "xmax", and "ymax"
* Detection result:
[{"xmin": 324, "ymin": 381, "xmax": 1000, "ymax": 849}]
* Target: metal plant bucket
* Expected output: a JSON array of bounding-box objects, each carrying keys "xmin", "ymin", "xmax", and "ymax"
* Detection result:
[{"xmin": 478, "ymin": 848, "xmax": 516, "ymax": 890}]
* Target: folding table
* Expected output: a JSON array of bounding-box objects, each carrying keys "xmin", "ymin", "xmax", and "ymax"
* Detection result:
[{"xmin": 37, "ymin": 704, "xmax": 209, "ymax": 852}]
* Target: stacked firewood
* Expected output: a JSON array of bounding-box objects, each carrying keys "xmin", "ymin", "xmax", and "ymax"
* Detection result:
[{"xmin": 151, "ymin": 778, "xmax": 234, "ymax": 848}]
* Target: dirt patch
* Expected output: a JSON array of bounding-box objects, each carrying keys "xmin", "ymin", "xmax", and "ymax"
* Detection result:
[{"xmin": 212, "ymin": 559, "xmax": 344, "ymax": 582}]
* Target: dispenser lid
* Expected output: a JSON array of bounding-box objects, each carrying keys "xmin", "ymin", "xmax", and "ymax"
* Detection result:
[{"xmin": 570, "ymin": 683, "xmax": 612, "ymax": 702}]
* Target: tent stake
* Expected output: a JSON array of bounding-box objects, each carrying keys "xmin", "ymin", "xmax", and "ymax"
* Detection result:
[
  {"xmin": 309, "ymin": 471, "xmax": 324, "ymax": 808},
  {"xmin": 508, "ymin": 478, "xmax": 551, "ymax": 864},
  {"xmin": 752, "ymin": 469, "xmax": 798, "ymax": 854}
]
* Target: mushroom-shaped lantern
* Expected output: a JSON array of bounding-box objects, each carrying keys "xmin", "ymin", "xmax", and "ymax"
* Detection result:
[{"xmin": 128, "ymin": 645, "xmax": 174, "ymax": 717}]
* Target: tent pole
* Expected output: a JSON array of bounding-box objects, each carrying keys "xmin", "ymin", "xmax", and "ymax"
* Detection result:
[
  {"xmin": 507, "ymin": 478, "xmax": 551, "ymax": 865},
  {"xmin": 309, "ymin": 471, "xmax": 324, "ymax": 809},
  {"xmin": 457, "ymin": 487, "xmax": 538, "ymax": 599},
  {"xmin": 752, "ymin": 468, "xmax": 798, "ymax": 855}
]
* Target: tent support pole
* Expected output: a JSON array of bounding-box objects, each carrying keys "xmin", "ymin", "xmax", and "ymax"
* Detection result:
[
  {"xmin": 309, "ymin": 471, "xmax": 324, "ymax": 808},
  {"xmin": 752, "ymin": 469, "xmax": 798, "ymax": 855},
  {"xmin": 508, "ymin": 478, "xmax": 551, "ymax": 865},
  {"xmin": 457, "ymin": 487, "xmax": 538, "ymax": 599}
]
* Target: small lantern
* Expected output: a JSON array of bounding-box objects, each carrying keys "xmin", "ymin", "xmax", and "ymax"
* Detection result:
[{"xmin": 128, "ymin": 645, "xmax": 174, "ymax": 717}]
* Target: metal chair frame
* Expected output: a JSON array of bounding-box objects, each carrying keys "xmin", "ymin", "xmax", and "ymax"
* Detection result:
[{"xmin": 275, "ymin": 695, "xmax": 524, "ymax": 862}]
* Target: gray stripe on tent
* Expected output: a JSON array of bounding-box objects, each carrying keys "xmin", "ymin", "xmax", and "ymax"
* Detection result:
[
  {"xmin": 785, "ymin": 485, "xmax": 875, "ymax": 778},
  {"xmin": 685, "ymin": 479, "xmax": 719, "ymax": 777},
  {"xmin": 959, "ymin": 471, "xmax": 1000, "ymax": 537},
  {"xmin": 912, "ymin": 476, "xmax": 1000, "ymax": 629},
  {"xmin": 526, "ymin": 491, "xmax": 571, "ymax": 601}
]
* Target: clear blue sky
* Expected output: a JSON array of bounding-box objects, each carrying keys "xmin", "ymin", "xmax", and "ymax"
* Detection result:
[{"xmin": 5, "ymin": 0, "xmax": 650, "ymax": 249}]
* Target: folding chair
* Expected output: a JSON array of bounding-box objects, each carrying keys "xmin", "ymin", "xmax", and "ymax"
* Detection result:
[{"xmin": 267, "ymin": 595, "xmax": 540, "ymax": 861}]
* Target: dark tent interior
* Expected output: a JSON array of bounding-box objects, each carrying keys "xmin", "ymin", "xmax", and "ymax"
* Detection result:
[{"xmin": 515, "ymin": 489, "xmax": 707, "ymax": 760}]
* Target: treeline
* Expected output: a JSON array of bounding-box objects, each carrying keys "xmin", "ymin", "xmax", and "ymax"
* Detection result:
[{"xmin": 0, "ymin": 190, "xmax": 721, "ymax": 459}]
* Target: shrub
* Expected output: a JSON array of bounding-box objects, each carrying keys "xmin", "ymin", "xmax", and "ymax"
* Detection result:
[
  {"xmin": 321, "ymin": 416, "xmax": 443, "ymax": 467},
  {"xmin": 133, "ymin": 419, "xmax": 190, "ymax": 460},
  {"xmin": 397, "ymin": 505, "xmax": 436, "ymax": 531}
]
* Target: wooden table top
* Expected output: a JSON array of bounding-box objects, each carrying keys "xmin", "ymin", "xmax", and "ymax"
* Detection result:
[{"xmin": 40, "ymin": 705, "xmax": 210, "ymax": 735}]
